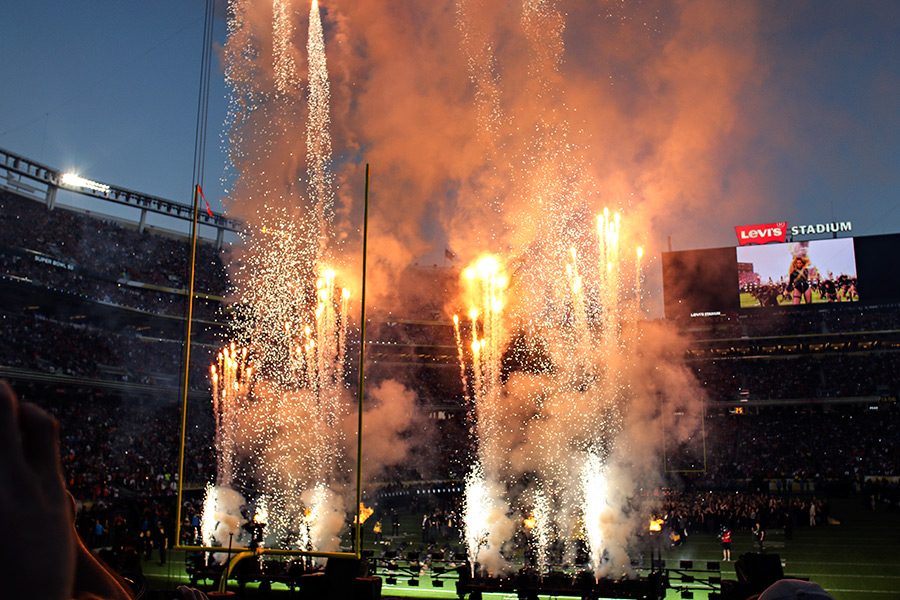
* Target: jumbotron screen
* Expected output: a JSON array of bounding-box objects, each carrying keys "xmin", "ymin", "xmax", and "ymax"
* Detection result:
[{"xmin": 662, "ymin": 233, "xmax": 900, "ymax": 318}]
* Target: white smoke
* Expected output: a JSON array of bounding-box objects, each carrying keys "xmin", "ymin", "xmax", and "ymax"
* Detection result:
[{"xmin": 201, "ymin": 484, "xmax": 249, "ymax": 564}]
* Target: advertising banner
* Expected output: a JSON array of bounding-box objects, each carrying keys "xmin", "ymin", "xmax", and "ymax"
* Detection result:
[{"xmin": 735, "ymin": 223, "xmax": 788, "ymax": 246}]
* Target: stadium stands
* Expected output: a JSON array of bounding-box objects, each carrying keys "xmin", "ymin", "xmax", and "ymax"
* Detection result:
[
  {"xmin": 1, "ymin": 173, "xmax": 899, "ymax": 568},
  {"xmin": 0, "ymin": 190, "xmax": 227, "ymax": 320}
]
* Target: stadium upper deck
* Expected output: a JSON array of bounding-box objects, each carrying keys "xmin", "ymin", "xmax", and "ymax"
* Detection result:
[{"xmin": 1, "ymin": 147, "xmax": 899, "ymax": 411}]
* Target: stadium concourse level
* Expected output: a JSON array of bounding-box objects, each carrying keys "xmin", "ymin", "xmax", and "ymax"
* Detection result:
[
  {"xmin": 676, "ymin": 306, "xmax": 900, "ymax": 402},
  {"xmin": 3, "ymin": 185, "xmax": 900, "ymax": 403},
  {"xmin": 0, "ymin": 311, "xmax": 216, "ymax": 388}
]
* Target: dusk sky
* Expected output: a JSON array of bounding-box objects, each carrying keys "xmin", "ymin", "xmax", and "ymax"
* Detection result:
[{"xmin": 2, "ymin": 1, "xmax": 899, "ymax": 314}]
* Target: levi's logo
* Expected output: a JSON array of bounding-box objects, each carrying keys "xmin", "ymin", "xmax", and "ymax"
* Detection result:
[{"xmin": 734, "ymin": 222, "xmax": 787, "ymax": 246}]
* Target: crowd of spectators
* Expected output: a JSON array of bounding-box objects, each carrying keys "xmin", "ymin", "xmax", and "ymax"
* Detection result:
[
  {"xmin": 0, "ymin": 191, "xmax": 229, "ymax": 320},
  {"xmin": 0, "ymin": 260, "xmax": 224, "ymax": 322},
  {"xmin": 690, "ymin": 352, "xmax": 900, "ymax": 402},
  {"xmin": 673, "ymin": 303, "xmax": 900, "ymax": 340},
  {"xmin": 0, "ymin": 310, "xmax": 216, "ymax": 388},
  {"xmin": 25, "ymin": 392, "xmax": 216, "ymax": 502},
  {"xmin": 9, "ymin": 390, "xmax": 215, "ymax": 565},
  {"xmin": 692, "ymin": 359, "xmax": 743, "ymax": 402},
  {"xmin": 0, "ymin": 191, "xmax": 228, "ymax": 292},
  {"xmin": 702, "ymin": 405, "xmax": 900, "ymax": 484}
]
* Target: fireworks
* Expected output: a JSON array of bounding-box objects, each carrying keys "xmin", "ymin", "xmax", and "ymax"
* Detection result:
[
  {"xmin": 581, "ymin": 452, "xmax": 609, "ymax": 579},
  {"xmin": 530, "ymin": 488, "xmax": 553, "ymax": 572},
  {"xmin": 306, "ymin": 0, "xmax": 334, "ymax": 255},
  {"xmin": 456, "ymin": 208, "xmax": 646, "ymax": 578},
  {"xmin": 206, "ymin": 267, "xmax": 352, "ymax": 550},
  {"xmin": 204, "ymin": 0, "xmax": 352, "ymax": 555},
  {"xmin": 446, "ymin": 0, "xmax": 684, "ymax": 580},
  {"xmin": 206, "ymin": 0, "xmax": 702, "ymax": 575},
  {"xmin": 272, "ymin": 0, "xmax": 297, "ymax": 97},
  {"xmin": 462, "ymin": 463, "xmax": 512, "ymax": 575}
]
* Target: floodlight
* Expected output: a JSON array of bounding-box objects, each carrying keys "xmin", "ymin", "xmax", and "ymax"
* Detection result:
[{"xmin": 60, "ymin": 172, "xmax": 110, "ymax": 194}]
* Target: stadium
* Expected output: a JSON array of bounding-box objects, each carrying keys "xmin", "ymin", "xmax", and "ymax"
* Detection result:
[
  {"xmin": 4, "ymin": 2, "xmax": 900, "ymax": 600},
  {"xmin": 2, "ymin": 143, "xmax": 899, "ymax": 600}
]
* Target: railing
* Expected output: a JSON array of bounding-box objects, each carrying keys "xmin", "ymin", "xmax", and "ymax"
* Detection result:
[{"xmin": 0, "ymin": 146, "xmax": 241, "ymax": 246}]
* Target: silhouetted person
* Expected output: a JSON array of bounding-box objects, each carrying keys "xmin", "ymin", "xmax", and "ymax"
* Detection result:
[
  {"xmin": 752, "ymin": 521, "xmax": 765, "ymax": 552},
  {"xmin": 391, "ymin": 511, "xmax": 400, "ymax": 536},
  {"xmin": 155, "ymin": 523, "xmax": 168, "ymax": 566},
  {"xmin": 0, "ymin": 381, "xmax": 132, "ymax": 600}
]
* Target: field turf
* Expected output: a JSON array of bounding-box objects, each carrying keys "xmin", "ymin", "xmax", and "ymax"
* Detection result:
[{"xmin": 139, "ymin": 497, "xmax": 900, "ymax": 599}]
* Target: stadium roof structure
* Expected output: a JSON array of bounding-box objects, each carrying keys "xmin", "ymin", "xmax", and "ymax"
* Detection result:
[{"xmin": 0, "ymin": 146, "xmax": 240, "ymax": 248}]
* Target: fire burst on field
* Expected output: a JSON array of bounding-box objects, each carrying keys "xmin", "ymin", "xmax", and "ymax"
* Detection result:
[
  {"xmin": 457, "ymin": 211, "xmax": 649, "ymax": 579},
  {"xmin": 201, "ymin": 0, "xmax": 353, "ymax": 555},
  {"xmin": 447, "ymin": 0, "xmax": 710, "ymax": 581}
]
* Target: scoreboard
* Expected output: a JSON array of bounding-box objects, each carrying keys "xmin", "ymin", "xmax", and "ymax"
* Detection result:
[{"xmin": 662, "ymin": 233, "xmax": 900, "ymax": 319}]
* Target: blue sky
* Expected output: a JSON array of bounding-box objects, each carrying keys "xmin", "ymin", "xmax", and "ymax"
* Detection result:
[
  {"xmin": 752, "ymin": 1, "xmax": 900, "ymax": 240},
  {"xmin": 0, "ymin": 1, "xmax": 229, "ymax": 211}
]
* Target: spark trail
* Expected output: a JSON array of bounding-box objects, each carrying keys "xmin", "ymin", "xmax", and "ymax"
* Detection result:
[
  {"xmin": 453, "ymin": 0, "xmax": 674, "ymax": 580},
  {"xmin": 306, "ymin": 0, "xmax": 335, "ymax": 262},
  {"xmin": 204, "ymin": 0, "xmax": 352, "ymax": 555}
]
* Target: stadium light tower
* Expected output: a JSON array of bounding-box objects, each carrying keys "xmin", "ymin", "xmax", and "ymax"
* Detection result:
[{"xmin": 60, "ymin": 172, "xmax": 110, "ymax": 194}]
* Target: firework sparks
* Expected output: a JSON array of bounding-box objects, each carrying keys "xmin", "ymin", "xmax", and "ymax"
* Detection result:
[
  {"xmin": 272, "ymin": 0, "xmax": 297, "ymax": 97},
  {"xmin": 209, "ymin": 0, "xmax": 704, "ymax": 573},
  {"xmin": 581, "ymin": 452, "xmax": 608, "ymax": 579},
  {"xmin": 306, "ymin": 0, "xmax": 334, "ymax": 258},
  {"xmin": 204, "ymin": 0, "xmax": 354, "ymax": 554},
  {"xmin": 531, "ymin": 488, "xmax": 553, "ymax": 572},
  {"xmin": 456, "ymin": 210, "xmax": 645, "ymax": 577}
]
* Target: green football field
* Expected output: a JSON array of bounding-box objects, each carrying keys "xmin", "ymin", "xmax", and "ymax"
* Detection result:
[
  {"xmin": 140, "ymin": 497, "xmax": 900, "ymax": 599},
  {"xmin": 654, "ymin": 497, "xmax": 900, "ymax": 599}
]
